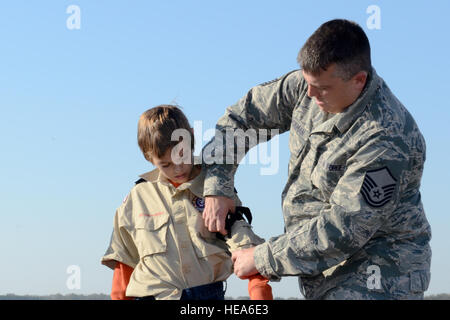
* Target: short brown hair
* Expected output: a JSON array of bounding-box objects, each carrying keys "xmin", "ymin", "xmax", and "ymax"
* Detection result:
[
  {"xmin": 137, "ymin": 105, "xmax": 194, "ymax": 162},
  {"xmin": 297, "ymin": 19, "xmax": 371, "ymax": 80}
]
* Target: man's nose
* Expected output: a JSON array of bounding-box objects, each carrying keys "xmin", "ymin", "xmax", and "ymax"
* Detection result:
[{"xmin": 307, "ymin": 85, "xmax": 319, "ymax": 98}]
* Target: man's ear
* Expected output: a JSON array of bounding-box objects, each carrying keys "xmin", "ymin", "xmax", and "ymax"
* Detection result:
[{"xmin": 352, "ymin": 71, "xmax": 368, "ymax": 90}]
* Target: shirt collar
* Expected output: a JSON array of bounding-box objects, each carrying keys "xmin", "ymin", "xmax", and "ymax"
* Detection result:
[
  {"xmin": 310, "ymin": 112, "xmax": 338, "ymax": 135},
  {"xmin": 138, "ymin": 165, "xmax": 205, "ymax": 198},
  {"xmin": 333, "ymin": 68, "xmax": 382, "ymax": 134},
  {"xmin": 175, "ymin": 166, "xmax": 205, "ymax": 198},
  {"xmin": 139, "ymin": 168, "xmax": 161, "ymax": 183}
]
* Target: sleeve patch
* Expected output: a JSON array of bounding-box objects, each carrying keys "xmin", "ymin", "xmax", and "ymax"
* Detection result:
[{"xmin": 360, "ymin": 167, "xmax": 397, "ymax": 208}]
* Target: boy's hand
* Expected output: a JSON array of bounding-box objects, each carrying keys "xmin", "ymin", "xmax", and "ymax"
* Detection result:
[
  {"xmin": 203, "ymin": 196, "xmax": 235, "ymax": 235},
  {"xmin": 232, "ymin": 247, "xmax": 258, "ymax": 279}
]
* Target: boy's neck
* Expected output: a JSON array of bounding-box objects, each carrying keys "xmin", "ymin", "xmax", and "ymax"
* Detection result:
[{"xmin": 169, "ymin": 180, "xmax": 182, "ymax": 188}]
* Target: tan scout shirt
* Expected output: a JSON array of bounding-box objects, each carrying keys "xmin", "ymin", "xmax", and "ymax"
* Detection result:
[{"xmin": 101, "ymin": 167, "xmax": 263, "ymax": 300}]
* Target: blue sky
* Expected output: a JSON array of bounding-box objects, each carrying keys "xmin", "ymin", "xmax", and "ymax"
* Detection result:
[{"xmin": 0, "ymin": 0, "xmax": 449, "ymax": 298}]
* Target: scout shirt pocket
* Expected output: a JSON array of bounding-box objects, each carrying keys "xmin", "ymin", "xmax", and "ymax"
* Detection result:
[{"xmin": 134, "ymin": 213, "xmax": 170, "ymax": 258}]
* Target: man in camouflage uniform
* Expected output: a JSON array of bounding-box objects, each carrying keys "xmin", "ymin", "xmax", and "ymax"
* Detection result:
[{"xmin": 201, "ymin": 19, "xmax": 431, "ymax": 299}]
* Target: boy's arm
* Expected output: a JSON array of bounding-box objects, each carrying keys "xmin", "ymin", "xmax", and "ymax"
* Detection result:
[
  {"xmin": 102, "ymin": 206, "xmax": 140, "ymax": 300},
  {"xmin": 111, "ymin": 261, "xmax": 135, "ymax": 300},
  {"xmin": 248, "ymin": 275, "xmax": 273, "ymax": 300},
  {"xmin": 101, "ymin": 209, "xmax": 140, "ymax": 270},
  {"xmin": 222, "ymin": 206, "xmax": 273, "ymax": 300},
  {"xmin": 225, "ymin": 219, "xmax": 264, "ymax": 251},
  {"xmin": 226, "ymin": 221, "xmax": 273, "ymax": 300}
]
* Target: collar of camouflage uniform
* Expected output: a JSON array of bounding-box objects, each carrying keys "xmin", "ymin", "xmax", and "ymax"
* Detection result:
[{"xmin": 333, "ymin": 68, "xmax": 382, "ymax": 134}]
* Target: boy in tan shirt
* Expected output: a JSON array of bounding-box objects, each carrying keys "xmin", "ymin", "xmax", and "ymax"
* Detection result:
[{"xmin": 101, "ymin": 105, "xmax": 272, "ymax": 300}]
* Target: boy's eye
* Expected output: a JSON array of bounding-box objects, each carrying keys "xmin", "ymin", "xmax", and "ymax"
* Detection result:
[{"xmin": 161, "ymin": 163, "xmax": 171, "ymax": 168}]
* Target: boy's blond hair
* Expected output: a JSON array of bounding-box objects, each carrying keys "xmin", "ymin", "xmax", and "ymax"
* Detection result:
[{"xmin": 138, "ymin": 105, "xmax": 194, "ymax": 162}]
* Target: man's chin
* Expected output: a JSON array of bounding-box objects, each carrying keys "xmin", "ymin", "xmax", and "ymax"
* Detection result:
[
  {"xmin": 317, "ymin": 103, "xmax": 340, "ymax": 114},
  {"xmin": 317, "ymin": 103, "xmax": 328, "ymax": 112}
]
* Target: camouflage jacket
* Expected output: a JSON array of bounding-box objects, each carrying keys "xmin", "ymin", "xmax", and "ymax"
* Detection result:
[{"xmin": 203, "ymin": 68, "xmax": 431, "ymax": 299}]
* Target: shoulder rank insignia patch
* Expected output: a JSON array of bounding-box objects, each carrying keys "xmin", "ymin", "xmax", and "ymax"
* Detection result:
[
  {"xmin": 360, "ymin": 167, "xmax": 397, "ymax": 208},
  {"xmin": 192, "ymin": 196, "xmax": 205, "ymax": 212}
]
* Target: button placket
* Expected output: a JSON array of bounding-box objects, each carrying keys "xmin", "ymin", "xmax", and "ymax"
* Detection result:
[{"xmin": 171, "ymin": 194, "xmax": 196, "ymax": 287}]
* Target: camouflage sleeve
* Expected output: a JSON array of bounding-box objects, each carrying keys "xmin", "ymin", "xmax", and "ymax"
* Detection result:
[
  {"xmin": 203, "ymin": 70, "xmax": 304, "ymax": 198},
  {"xmin": 254, "ymin": 130, "xmax": 423, "ymax": 280}
]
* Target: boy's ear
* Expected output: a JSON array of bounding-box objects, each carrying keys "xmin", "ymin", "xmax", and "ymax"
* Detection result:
[{"xmin": 146, "ymin": 152, "xmax": 154, "ymax": 164}]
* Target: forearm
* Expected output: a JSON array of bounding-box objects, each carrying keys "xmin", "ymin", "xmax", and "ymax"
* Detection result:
[
  {"xmin": 111, "ymin": 262, "xmax": 134, "ymax": 300},
  {"xmin": 254, "ymin": 204, "xmax": 384, "ymax": 280},
  {"xmin": 202, "ymin": 71, "xmax": 301, "ymax": 197}
]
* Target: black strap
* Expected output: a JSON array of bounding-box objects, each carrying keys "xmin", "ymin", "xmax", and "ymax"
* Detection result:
[
  {"xmin": 216, "ymin": 206, "xmax": 253, "ymax": 240},
  {"xmin": 135, "ymin": 178, "xmax": 146, "ymax": 185}
]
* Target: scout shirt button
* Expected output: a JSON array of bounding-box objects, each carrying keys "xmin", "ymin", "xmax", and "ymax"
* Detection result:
[
  {"xmin": 173, "ymin": 214, "xmax": 187, "ymax": 224},
  {"xmin": 180, "ymin": 241, "xmax": 190, "ymax": 249},
  {"xmin": 173, "ymin": 205, "xmax": 184, "ymax": 215},
  {"xmin": 182, "ymin": 265, "xmax": 191, "ymax": 274}
]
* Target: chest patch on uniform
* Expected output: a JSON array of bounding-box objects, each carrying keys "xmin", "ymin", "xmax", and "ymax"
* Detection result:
[
  {"xmin": 192, "ymin": 196, "xmax": 205, "ymax": 212},
  {"xmin": 360, "ymin": 167, "xmax": 397, "ymax": 208}
]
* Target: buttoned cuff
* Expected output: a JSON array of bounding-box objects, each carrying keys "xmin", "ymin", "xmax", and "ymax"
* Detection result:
[{"xmin": 254, "ymin": 243, "xmax": 281, "ymax": 282}]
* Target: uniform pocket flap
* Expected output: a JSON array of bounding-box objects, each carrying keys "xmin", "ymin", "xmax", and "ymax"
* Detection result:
[{"xmin": 135, "ymin": 213, "xmax": 170, "ymax": 257}]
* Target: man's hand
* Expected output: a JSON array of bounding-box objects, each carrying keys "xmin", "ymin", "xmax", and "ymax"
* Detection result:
[
  {"xmin": 203, "ymin": 196, "xmax": 235, "ymax": 235},
  {"xmin": 231, "ymin": 247, "xmax": 258, "ymax": 279}
]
